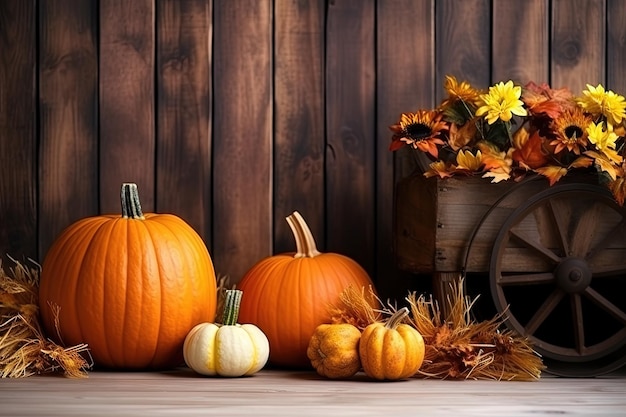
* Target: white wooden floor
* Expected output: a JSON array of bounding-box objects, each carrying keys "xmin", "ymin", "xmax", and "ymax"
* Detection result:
[{"xmin": 1, "ymin": 368, "xmax": 625, "ymax": 417}]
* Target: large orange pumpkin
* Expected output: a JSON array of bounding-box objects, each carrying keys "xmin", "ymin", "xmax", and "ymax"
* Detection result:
[
  {"xmin": 39, "ymin": 183, "xmax": 217, "ymax": 370},
  {"xmin": 237, "ymin": 211, "xmax": 374, "ymax": 368}
]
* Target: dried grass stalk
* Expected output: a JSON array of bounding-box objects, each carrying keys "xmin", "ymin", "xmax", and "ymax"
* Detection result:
[
  {"xmin": 406, "ymin": 278, "xmax": 544, "ymax": 381},
  {"xmin": 328, "ymin": 285, "xmax": 383, "ymax": 330},
  {"xmin": 330, "ymin": 280, "xmax": 544, "ymax": 381},
  {"xmin": 0, "ymin": 257, "xmax": 91, "ymax": 378}
]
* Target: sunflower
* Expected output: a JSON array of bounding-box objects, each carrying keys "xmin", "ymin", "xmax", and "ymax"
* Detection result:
[
  {"xmin": 549, "ymin": 108, "xmax": 592, "ymax": 155},
  {"xmin": 578, "ymin": 84, "xmax": 626, "ymax": 127},
  {"xmin": 476, "ymin": 80, "xmax": 528, "ymax": 124},
  {"xmin": 389, "ymin": 110, "xmax": 447, "ymax": 158}
]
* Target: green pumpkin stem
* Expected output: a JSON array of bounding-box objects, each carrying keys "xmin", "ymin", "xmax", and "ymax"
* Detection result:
[
  {"xmin": 121, "ymin": 183, "xmax": 145, "ymax": 220},
  {"xmin": 386, "ymin": 307, "xmax": 410, "ymax": 330},
  {"xmin": 286, "ymin": 211, "xmax": 321, "ymax": 258},
  {"xmin": 222, "ymin": 289, "xmax": 243, "ymax": 326}
]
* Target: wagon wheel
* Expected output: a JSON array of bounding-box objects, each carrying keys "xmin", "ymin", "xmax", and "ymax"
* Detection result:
[{"xmin": 490, "ymin": 183, "xmax": 626, "ymax": 377}]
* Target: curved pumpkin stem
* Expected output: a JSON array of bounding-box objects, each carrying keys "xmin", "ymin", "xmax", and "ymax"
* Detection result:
[
  {"xmin": 222, "ymin": 289, "xmax": 243, "ymax": 326},
  {"xmin": 121, "ymin": 183, "xmax": 145, "ymax": 220},
  {"xmin": 286, "ymin": 211, "xmax": 321, "ymax": 258},
  {"xmin": 386, "ymin": 307, "xmax": 410, "ymax": 330}
]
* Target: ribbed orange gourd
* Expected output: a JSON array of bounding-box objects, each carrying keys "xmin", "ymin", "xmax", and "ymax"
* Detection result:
[
  {"xmin": 237, "ymin": 211, "xmax": 374, "ymax": 368},
  {"xmin": 359, "ymin": 307, "xmax": 425, "ymax": 380},
  {"xmin": 38, "ymin": 183, "xmax": 217, "ymax": 370}
]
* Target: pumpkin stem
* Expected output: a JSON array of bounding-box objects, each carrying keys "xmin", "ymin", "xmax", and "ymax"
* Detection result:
[
  {"xmin": 222, "ymin": 289, "xmax": 243, "ymax": 326},
  {"xmin": 120, "ymin": 183, "xmax": 145, "ymax": 220},
  {"xmin": 386, "ymin": 307, "xmax": 410, "ymax": 330},
  {"xmin": 286, "ymin": 211, "xmax": 321, "ymax": 258}
]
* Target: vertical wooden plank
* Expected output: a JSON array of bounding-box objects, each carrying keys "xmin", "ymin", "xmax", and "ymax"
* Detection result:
[
  {"xmin": 0, "ymin": 0, "xmax": 37, "ymax": 262},
  {"xmin": 551, "ymin": 0, "xmax": 605, "ymax": 92},
  {"xmin": 326, "ymin": 0, "xmax": 376, "ymax": 276},
  {"xmin": 436, "ymin": 0, "xmax": 491, "ymax": 97},
  {"xmin": 213, "ymin": 0, "xmax": 272, "ymax": 282},
  {"xmin": 156, "ymin": 0, "xmax": 212, "ymax": 243},
  {"xmin": 377, "ymin": 0, "xmax": 435, "ymax": 299},
  {"xmin": 99, "ymin": 0, "xmax": 155, "ymax": 213},
  {"xmin": 492, "ymin": 0, "xmax": 549, "ymax": 85},
  {"xmin": 273, "ymin": 0, "xmax": 325, "ymax": 254},
  {"xmin": 39, "ymin": 0, "xmax": 98, "ymax": 258},
  {"xmin": 607, "ymin": 0, "xmax": 626, "ymax": 94}
]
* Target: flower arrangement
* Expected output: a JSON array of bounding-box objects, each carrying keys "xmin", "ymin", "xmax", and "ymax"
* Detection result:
[{"xmin": 389, "ymin": 75, "xmax": 626, "ymax": 205}]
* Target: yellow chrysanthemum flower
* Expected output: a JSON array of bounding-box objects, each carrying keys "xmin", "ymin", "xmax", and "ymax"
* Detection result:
[
  {"xmin": 476, "ymin": 80, "xmax": 528, "ymax": 124},
  {"xmin": 578, "ymin": 83, "xmax": 626, "ymax": 126},
  {"xmin": 586, "ymin": 121, "xmax": 619, "ymax": 152},
  {"xmin": 455, "ymin": 149, "xmax": 483, "ymax": 171}
]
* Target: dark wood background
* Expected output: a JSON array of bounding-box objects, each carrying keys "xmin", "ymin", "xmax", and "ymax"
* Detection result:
[{"xmin": 1, "ymin": 0, "xmax": 624, "ymax": 300}]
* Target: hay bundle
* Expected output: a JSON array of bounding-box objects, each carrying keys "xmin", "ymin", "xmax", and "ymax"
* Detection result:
[
  {"xmin": 0, "ymin": 258, "xmax": 91, "ymax": 378},
  {"xmin": 330, "ymin": 280, "xmax": 544, "ymax": 381}
]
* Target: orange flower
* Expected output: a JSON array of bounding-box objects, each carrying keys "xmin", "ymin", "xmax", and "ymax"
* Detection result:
[
  {"xmin": 389, "ymin": 110, "xmax": 447, "ymax": 157},
  {"xmin": 549, "ymin": 108, "xmax": 592, "ymax": 155}
]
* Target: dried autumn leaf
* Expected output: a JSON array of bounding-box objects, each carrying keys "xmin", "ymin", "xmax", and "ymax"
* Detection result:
[
  {"xmin": 448, "ymin": 121, "xmax": 478, "ymax": 151},
  {"xmin": 535, "ymin": 165, "xmax": 568, "ymax": 185},
  {"xmin": 608, "ymin": 176, "xmax": 626, "ymax": 206},
  {"xmin": 512, "ymin": 131, "xmax": 550, "ymax": 169},
  {"xmin": 477, "ymin": 141, "xmax": 513, "ymax": 176},
  {"xmin": 585, "ymin": 150, "xmax": 621, "ymax": 180},
  {"xmin": 424, "ymin": 161, "xmax": 456, "ymax": 179},
  {"xmin": 568, "ymin": 156, "xmax": 594, "ymax": 169}
]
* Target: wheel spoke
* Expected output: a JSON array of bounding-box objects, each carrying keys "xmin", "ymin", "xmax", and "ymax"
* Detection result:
[
  {"xmin": 586, "ymin": 219, "xmax": 626, "ymax": 261},
  {"xmin": 524, "ymin": 289, "xmax": 565, "ymax": 335},
  {"xmin": 546, "ymin": 199, "xmax": 571, "ymax": 256},
  {"xmin": 570, "ymin": 201, "xmax": 603, "ymax": 257},
  {"xmin": 498, "ymin": 272, "xmax": 555, "ymax": 286},
  {"xmin": 584, "ymin": 287, "xmax": 626, "ymax": 325},
  {"xmin": 570, "ymin": 294, "xmax": 585, "ymax": 354},
  {"xmin": 592, "ymin": 264, "xmax": 626, "ymax": 277},
  {"xmin": 509, "ymin": 230, "xmax": 562, "ymax": 263}
]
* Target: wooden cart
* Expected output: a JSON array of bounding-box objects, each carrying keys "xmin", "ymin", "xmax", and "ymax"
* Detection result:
[{"xmin": 394, "ymin": 172, "xmax": 626, "ymax": 377}]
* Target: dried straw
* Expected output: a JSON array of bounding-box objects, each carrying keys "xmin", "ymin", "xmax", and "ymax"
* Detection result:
[
  {"xmin": 407, "ymin": 278, "xmax": 544, "ymax": 381},
  {"xmin": 0, "ymin": 257, "xmax": 91, "ymax": 378},
  {"xmin": 328, "ymin": 285, "xmax": 382, "ymax": 330},
  {"xmin": 331, "ymin": 279, "xmax": 545, "ymax": 381}
]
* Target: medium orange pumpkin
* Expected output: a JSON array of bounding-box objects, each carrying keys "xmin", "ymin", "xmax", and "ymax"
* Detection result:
[
  {"xmin": 38, "ymin": 183, "xmax": 217, "ymax": 370},
  {"xmin": 237, "ymin": 211, "xmax": 374, "ymax": 368}
]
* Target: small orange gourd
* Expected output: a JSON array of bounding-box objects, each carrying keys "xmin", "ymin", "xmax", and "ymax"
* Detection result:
[
  {"xmin": 307, "ymin": 323, "xmax": 362, "ymax": 379},
  {"xmin": 237, "ymin": 211, "xmax": 374, "ymax": 368},
  {"xmin": 359, "ymin": 307, "xmax": 425, "ymax": 380},
  {"xmin": 39, "ymin": 183, "xmax": 217, "ymax": 370}
]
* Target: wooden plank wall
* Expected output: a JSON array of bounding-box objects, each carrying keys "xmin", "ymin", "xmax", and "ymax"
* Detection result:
[{"xmin": 1, "ymin": 0, "xmax": 624, "ymax": 300}]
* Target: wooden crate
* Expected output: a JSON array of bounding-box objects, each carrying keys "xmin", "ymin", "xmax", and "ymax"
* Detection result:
[{"xmin": 393, "ymin": 173, "xmax": 626, "ymax": 276}]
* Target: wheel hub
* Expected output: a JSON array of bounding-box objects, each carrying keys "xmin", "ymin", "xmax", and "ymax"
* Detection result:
[{"xmin": 554, "ymin": 257, "xmax": 592, "ymax": 293}]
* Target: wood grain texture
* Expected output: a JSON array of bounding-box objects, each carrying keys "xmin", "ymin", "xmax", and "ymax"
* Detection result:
[
  {"xmin": 0, "ymin": 0, "xmax": 37, "ymax": 262},
  {"xmin": 436, "ymin": 0, "xmax": 491, "ymax": 98},
  {"xmin": 551, "ymin": 0, "xmax": 605, "ymax": 92},
  {"xmin": 38, "ymin": 0, "xmax": 98, "ymax": 259},
  {"xmin": 99, "ymin": 0, "xmax": 155, "ymax": 214},
  {"xmin": 326, "ymin": 0, "xmax": 376, "ymax": 275},
  {"xmin": 156, "ymin": 0, "xmax": 212, "ymax": 243},
  {"xmin": 212, "ymin": 0, "xmax": 272, "ymax": 281},
  {"xmin": 0, "ymin": 369, "xmax": 625, "ymax": 416},
  {"xmin": 607, "ymin": 0, "xmax": 626, "ymax": 94},
  {"xmin": 492, "ymin": 0, "xmax": 549, "ymax": 85},
  {"xmin": 377, "ymin": 0, "xmax": 435, "ymax": 299},
  {"xmin": 273, "ymin": 0, "xmax": 325, "ymax": 254}
]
